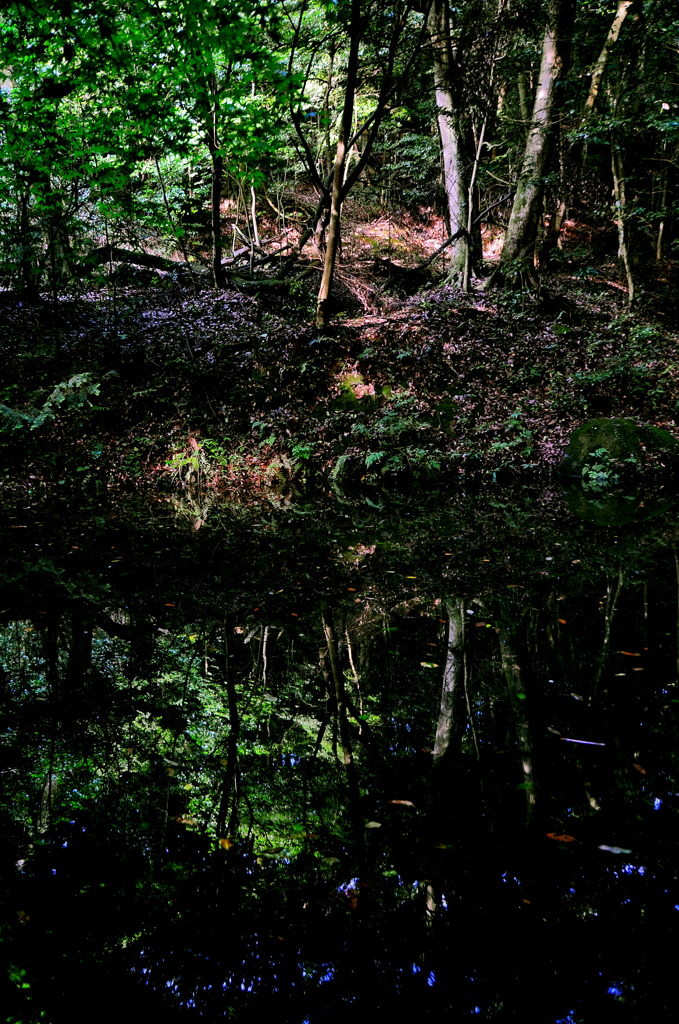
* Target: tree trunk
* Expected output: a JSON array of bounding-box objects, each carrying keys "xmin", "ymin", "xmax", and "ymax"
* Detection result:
[
  {"xmin": 216, "ymin": 639, "xmax": 241, "ymax": 840},
  {"xmin": 611, "ymin": 140, "xmax": 634, "ymax": 305},
  {"xmin": 539, "ymin": 127, "xmax": 567, "ymax": 266},
  {"xmin": 546, "ymin": 1, "xmax": 632, "ymax": 261},
  {"xmin": 499, "ymin": 625, "xmax": 537, "ymax": 822},
  {"xmin": 583, "ymin": 0, "xmax": 633, "ymax": 118},
  {"xmin": 432, "ymin": 599, "xmax": 466, "ymax": 768},
  {"xmin": 316, "ymin": 138, "xmax": 348, "ymax": 327},
  {"xmin": 517, "ymin": 73, "xmax": 531, "ymax": 127},
  {"xmin": 320, "ymin": 601, "xmax": 363, "ymax": 839},
  {"xmin": 209, "ymin": 145, "xmax": 225, "ymax": 289},
  {"xmin": 207, "ymin": 75, "xmax": 226, "ymax": 289},
  {"xmin": 428, "ymin": 0, "xmax": 469, "ymax": 286},
  {"xmin": 487, "ymin": 0, "xmax": 573, "ymax": 287},
  {"xmin": 316, "ymin": 1, "xmax": 362, "ymax": 328}
]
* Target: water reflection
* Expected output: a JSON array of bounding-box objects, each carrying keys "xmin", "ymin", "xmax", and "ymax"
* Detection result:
[{"xmin": 1, "ymin": 489, "xmax": 679, "ymax": 1021}]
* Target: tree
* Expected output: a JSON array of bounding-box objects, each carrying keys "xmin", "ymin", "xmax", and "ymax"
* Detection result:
[
  {"xmin": 315, "ymin": 0, "xmax": 364, "ymax": 326},
  {"xmin": 0, "ymin": 0, "xmax": 288, "ymax": 291},
  {"xmin": 427, "ymin": 0, "xmax": 470, "ymax": 286},
  {"xmin": 485, "ymin": 0, "xmax": 575, "ymax": 287},
  {"xmin": 141, "ymin": 0, "xmax": 290, "ymax": 287},
  {"xmin": 282, "ymin": 0, "xmax": 427, "ymax": 326}
]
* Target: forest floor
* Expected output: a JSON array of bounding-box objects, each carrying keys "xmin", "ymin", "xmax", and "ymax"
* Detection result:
[{"xmin": 2, "ymin": 197, "xmax": 679, "ymax": 506}]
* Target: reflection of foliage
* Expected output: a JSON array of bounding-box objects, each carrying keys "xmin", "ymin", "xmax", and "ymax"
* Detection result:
[
  {"xmin": 0, "ymin": 373, "xmax": 106, "ymax": 433},
  {"xmin": 488, "ymin": 405, "xmax": 535, "ymax": 468},
  {"xmin": 580, "ymin": 446, "xmax": 632, "ymax": 490},
  {"xmin": 2, "ymin": 503, "xmax": 679, "ymax": 1021}
]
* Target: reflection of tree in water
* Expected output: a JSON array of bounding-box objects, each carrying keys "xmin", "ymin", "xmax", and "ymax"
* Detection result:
[{"xmin": 2, "ymin": 513, "xmax": 679, "ymax": 1021}]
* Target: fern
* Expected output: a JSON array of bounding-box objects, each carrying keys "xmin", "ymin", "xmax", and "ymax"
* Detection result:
[
  {"xmin": 365, "ymin": 451, "xmax": 386, "ymax": 469},
  {"xmin": 1, "ymin": 373, "xmax": 106, "ymax": 433}
]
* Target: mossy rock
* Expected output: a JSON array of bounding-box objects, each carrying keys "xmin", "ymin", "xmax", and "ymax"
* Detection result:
[
  {"xmin": 563, "ymin": 486, "xmax": 676, "ymax": 526},
  {"xmin": 331, "ymin": 372, "xmax": 377, "ymax": 411},
  {"xmin": 562, "ymin": 418, "xmax": 679, "ymax": 477}
]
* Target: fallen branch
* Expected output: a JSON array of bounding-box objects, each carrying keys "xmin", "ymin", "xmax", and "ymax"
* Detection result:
[{"xmin": 79, "ymin": 245, "xmax": 196, "ymax": 274}]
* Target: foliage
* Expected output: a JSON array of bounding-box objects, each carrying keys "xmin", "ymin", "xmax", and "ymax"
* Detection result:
[
  {"xmin": 580, "ymin": 445, "xmax": 631, "ymax": 490},
  {"xmin": 0, "ymin": 0, "xmax": 676, "ymax": 302},
  {"xmin": 2, "ymin": 501, "xmax": 679, "ymax": 1019},
  {"xmin": 0, "ymin": 373, "xmax": 105, "ymax": 432},
  {"xmin": 0, "ymin": 0, "xmax": 290, "ymax": 291}
]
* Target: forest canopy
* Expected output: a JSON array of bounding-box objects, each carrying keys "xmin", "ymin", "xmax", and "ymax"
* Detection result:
[{"xmin": 0, "ymin": 0, "xmax": 677, "ymax": 319}]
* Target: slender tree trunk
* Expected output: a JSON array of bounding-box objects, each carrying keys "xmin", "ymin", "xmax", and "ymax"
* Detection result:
[
  {"xmin": 611, "ymin": 140, "xmax": 634, "ymax": 305},
  {"xmin": 207, "ymin": 75, "xmax": 226, "ymax": 289},
  {"xmin": 316, "ymin": 140, "xmax": 347, "ymax": 326},
  {"xmin": 487, "ymin": 0, "xmax": 573, "ymax": 287},
  {"xmin": 517, "ymin": 73, "xmax": 531, "ymax": 127},
  {"xmin": 462, "ymin": 13, "xmax": 500, "ymax": 292},
  {"xmin": 539, "ymin": 128, "xmax": 567, "ymax": 266},
  {"xmin": 320, "ymin": 601, "xmax": 363, "ymax": 839},
  {"xmin": 592, "ymin": 570, "xmax": 624, "ymax": 699},
  {"xmin": 539, "ymin": 1, "xmax": 632, "ymax": 266},
  {"xmin": 577, "ymin": 0, "xmax": 633, "ymax": 178},
  {"xmin": 316, "ymin": 1, "xmax": 362, "ymax": 328},
  {"xmin": 209, "ymin": 145, "xmax": 225, "ymax": 288},
  {"xmin": 499, "ymin": 624, "xmax": 536, "ymax": 822},
  {"xmin": 216, "ymin": 638, "xmax": 241, "ymax": 840},
  {"xmin": 428, "ymin": 0, "xmax": 469, "ymax": 286},
  {"xmin": 433, "ymin": 599, "xmax": 466, "ymax": 767},
  {"xmin": 656, "ymin": 161, "xmax": 668, "ymax": 261},
  {"xmin": 583, "ymin": 0, "xmax": 633, "ymax": 118},
  {"xmin": 155, "ymin": 155, "xmax": 198, "ymax": 294},
  {"xmin": 64, "ymin": 606, "xmax": 92, "ymax": 697}
]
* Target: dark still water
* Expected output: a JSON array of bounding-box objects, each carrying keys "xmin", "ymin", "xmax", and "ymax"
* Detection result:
[{"xmin": 1, "ymin": 487, "xmax": 679, "ymax": 1023}]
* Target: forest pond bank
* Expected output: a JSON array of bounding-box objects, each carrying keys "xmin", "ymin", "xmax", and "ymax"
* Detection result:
[{"xmin": 3, "ymin": 281, "xmax": 679, "ymax": 494}]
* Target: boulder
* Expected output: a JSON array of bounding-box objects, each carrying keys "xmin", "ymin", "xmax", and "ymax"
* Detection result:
[
  {"xmin": 561, "ymin": 417, "xmax": 679, "ymax": 525},
  {"xmin": 562, "ymin": 417, "xmax": 679, "ymax": 481}
]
